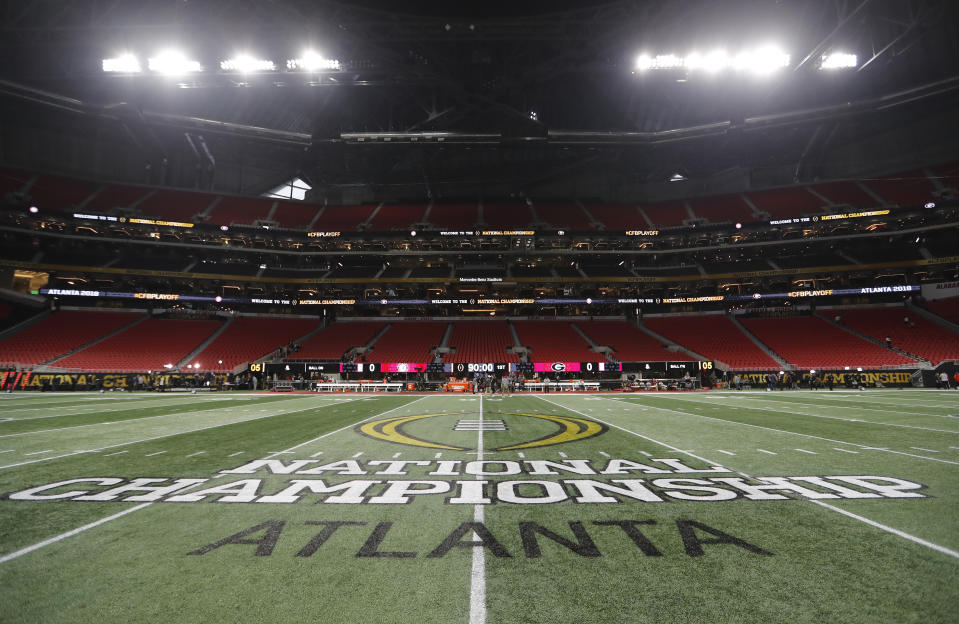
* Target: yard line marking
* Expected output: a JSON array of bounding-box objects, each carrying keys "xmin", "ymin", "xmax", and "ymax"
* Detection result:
[
  {"xmin": 0, "ymin": 503, "xmax": 154, "ymax": 565},
  {"xmin": 185, "ymin": 451, "xmax": 206, "ymax": 458},
  {"xmin": 811, "ymin": 501, "xmax": 959, "ymax": 561},
  {"xmin": 660, "ymin": 394, "xmax": 959, "ymax": 434},
  {"xmin": 639, "ymin": 451, "xmax": 651, "ymax": 457},
  {"xmin": 0, "ymin": 396, "xmax": 369, "ymax": 471},
  {"xmin": 103, "ymin": 450, "xmax": 128, "ymax": 457},
  {"xmin": 951, "ymin": 447, "xmax": 959, "ymax": 451},
  {"xmin": 0, "ymin": 449, "xmax": 13, "ymax": 454},
  {"xmin": 734, "ymin": 395, "xmax": 959, "ymax": 420},
  {"xmin": 516, "ymin": 452, "xmax": 525, "ymax": 458},
  {"xmin": 309, "ymin": 451, "xmax": 324, "ymax": 458},
  {"xmin": 834, "ymin": 447, "xmax": 859, "ymax": 454},
  {"xmin": 469, "ymin": 394, "xmax": 487, "ymax": 624},
  {"xmin": 145, "ymin": 451, "xmax": 167, "ymax": 457},
  {"xmin": 351, "ymin": 452, "xmax": 364, "ymax": 458},
  {"xmin": 392, "ymin": 452, "xmax": 402, "ymax": 458},
  {"xmin": 558, "ymin": 451, "xmax": 568, "ymax": 458},
  {"xmin": 562, "ymin": 395, "xmax": 959, "ymax": 562},
  {"xmin": 434, "ymin": 452, "xmax": 443, "ymax": 459},
  {"xmin": 228, "ymin": 451, "xmax": 244, "ymax": 457},
  {"xmin": 911, "ymin": 447, "xmax": 940, "ymax": 453},
  {"xmin": 795, "ymin": 448, "xmax": 818, "ymax": 455},
  {"xmin": 612, "ymin": 398, "xmax": 959, "ymax": 467},
  {"xmin": 757, "ymin": 449, "xmax": 777, "ymax": 455},
  {"xmin": 24, "ymin": 449, "xmax": 53, "ymax": 456},
  {"xmin": 599, "ymin": 451, "xmax": 611, "ymax": 457},
  {"xmin": 0, "ymin": 395, "xmax": 430, "ymax": 566},
  {"xmin": 716, "ymin": 450, "xmax": 736, "ymax": 456}
]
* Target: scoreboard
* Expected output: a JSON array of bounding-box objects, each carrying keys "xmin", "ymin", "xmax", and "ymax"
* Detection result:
[
  {"xmin": 532, "ymin": 361, "xmax": 621, "ymax": 373},
  {"xmin": 253, "ymin": 360, "xmax": 712, "ymax": 376}
]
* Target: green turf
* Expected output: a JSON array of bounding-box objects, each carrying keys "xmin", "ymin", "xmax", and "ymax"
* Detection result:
[{"xmin": 0, "ymin": 390, "xmax": 956, "ymax": 623}]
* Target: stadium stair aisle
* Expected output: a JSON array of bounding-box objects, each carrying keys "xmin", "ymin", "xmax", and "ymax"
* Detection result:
[
  {"xmin": 574, "ymin": 320, "xmax": 694, "ymax": 362},
  {"xmin": 833, "ymin": 307, "xmax": 959, "ymax": 365},
  {"xmin": 364, "ymin": 322, "xmax": 448, "ymax": 363},
  {"xmin": 190, "ymin": 317, "xmax": 321, "ymax": 372},
  {"xmin": 0, "ymin": 310, "xmax": 143, "ymax": 368},
  {"xmin": 512, "ymin": 320, "xmax": 597, "ymax": 361},
  {"xmin": 444, "ymin": 321, "xmax": 521, "ymax": 363},
  {"xmin": 643, "ymin": 315, "xmax": 781, "ymax": 369},
  {"xmin": 290, "ymin": 322, "xmax": 388, "ymax": 361}
]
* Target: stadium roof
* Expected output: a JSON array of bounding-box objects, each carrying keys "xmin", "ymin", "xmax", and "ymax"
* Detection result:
[{"xmin": 2, "ymin": 0, "xmax": 959, "ymax": 201}]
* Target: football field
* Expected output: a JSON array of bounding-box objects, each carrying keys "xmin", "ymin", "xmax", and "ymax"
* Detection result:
[{"xmin": 0, "ymin": 389, "xmax": 957, "ymax": 623}]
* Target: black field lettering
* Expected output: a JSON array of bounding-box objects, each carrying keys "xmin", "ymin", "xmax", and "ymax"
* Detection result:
[
  {"xmin": 593, "ymin": 520, "xmax": 663, "ymax": 556},
  {"xmin": 355, "ymin": 522, "xmax": 416, "ymax": 558},
  {"xmin": 426, "ymin": 522, "xmax": 511, "ymax": 558},
  {"xmin": 296, "ymin": 521, "xmax": 367, "ymax": 557},
  {"xmin": 675, "ymin": 519, "xmax": 774, "ymax": 557},
  {"xmin": 519, "ymin": 521, "xmax": 601, "ymax": 558},
  {"xmin": 188, "ymin": 520, "xmax": 286, "ymax": 557}
]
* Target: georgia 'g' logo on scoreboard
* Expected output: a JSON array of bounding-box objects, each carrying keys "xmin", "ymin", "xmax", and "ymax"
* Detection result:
[{"xmin": 551, "ymin": 362, "xmax": 566, "ymax": 372}]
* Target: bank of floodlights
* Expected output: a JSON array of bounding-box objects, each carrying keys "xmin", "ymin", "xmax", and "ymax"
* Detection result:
[
  {"xmin": 287, "ymin": 50, "xmax": 340, "ymax": 71},
  {"xmin": 102, "ymin": 53, "xmax": 141, "ymax": 73},
  {"xmin": 220, "ymin": 54, "xmax": 276, "ymax": 73},
  {"xmin": 819, "ymin": 52, "xmax": 858, "ymax": 70},
  {"xmin": 635, "ymin": 45, "xmax": 791, "ymax": 76},
  {"xmin": 147, "ymin": 50, "xmax": 202, "ymax": 75}
]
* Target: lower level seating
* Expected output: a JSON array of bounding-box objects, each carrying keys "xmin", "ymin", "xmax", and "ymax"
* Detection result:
[
  {"xmin": 575, "ymin": 321, "xmax": 694, "ymax": 361},
  {"xmin": 445, "ymin": 322, "xmax": 520, "ymax": 363},
  {"xmin": 837, "ymin": 307, "xmax": 959, "ymax": 365},
  {"xmin": 293, "ymin": 322, "xmax": 387, "ymax": 360},
  {"xmin": 513, "ymin": 321, "xmax": 596, "ymax": 362},
  {"xmin": 366, "ymin": 322, "xmax": 447, "ymax": 363},
  {"xmin": 0, "ymin": 310, "xmax": 142, "ymax": 367},
  {"xmin": 644, "ymin": 315, "xmax": 780, "ymax": 370},
  {"xmin": 739, "ymin": 316, "xmax": 916, "ymax": 369},
  {"xmin": 193, "ymin": 317, "xmax": 320, "ymax": 372}
]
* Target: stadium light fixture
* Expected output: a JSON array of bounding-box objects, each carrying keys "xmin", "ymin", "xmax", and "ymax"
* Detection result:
[
  {"xmin": 148, "ymin": 50, "xmax": 202, "ymax": 75},
  {"xmin": 287, "ymin": 51, "xmax": 340, "ymax": 71},
  {"xmin": 636, "ymin": 46, "xmax": 790, "ymax": 76},
  {"xmin": 164, "ymin": 363, "xmax": 173, "ymax": 369},
  {"xmin": 28, "ymin": 206, "xmax": 39, "ymax": 214},
  {"xmin": 220, "ymin": 54, "xmax": 276, "ymax": 73},
  {"xmin": 820, "ymin": 52, "xmax": 858, "ymax": 70},
  {"xmin": 102, "ymin": 54, "xmax": 142, "ymax": 73}
]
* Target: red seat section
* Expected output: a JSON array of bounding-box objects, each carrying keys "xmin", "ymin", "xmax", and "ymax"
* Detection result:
[
  {"xmin": 0, "ymin": 169, "xmax": 31, "ymax": 198},
  {"xmin": 369, "ymin": 204, "xmax": 427, "ymax": 231},
  {"xmin": 639, "ymin": 201, "xmax": 687, "ymax": 228},
  {"xmin": 927, "ymin": 299, "xmax": 959, "ymax": 325},
  {"xmin": 513, "ymin": 321, "xmax": 596, "ymax": 362},
  {"xmin": 838, "ymin": 307, "xmax": 959, "ymax": 365},
  {"xmin": 863, "ymin": 170, "xmax": 937, "ymax": 207},
  {"xmin": 587, "ymin": 204, "xmax": 647, "ymax": 230},
  {"xmin": 0, "ymin": 310, "xmax": 141, "ymax": 367},
  {"xmin": 313, "ymin": 205, "xmax": 377, "ymax": 231},
  {"xmin": 688, "ymin": 195, "xmax": 753, "ymax": 224},
  {"xmin": 446, "ymin": 321, "xmax": 520, "ymax": 363},
  {"xmin": 428, "ymin": 203, "xmax": 479, "ymax": 230},
  {"xmin": 644, "ymin": 315, "xmax": 780, "ymax": 370},
  {"xmin": 28, "ymin": 175, "xmax": 100, "ymax": 213},
  {"xmin": 810, "ymin": 181, "xmax": 878, "ymax": 209},
  {"xmin": 83, "ymin": 184, "xmax": 152, "ymax": 213},
  {"xmin": 56, "ymin": 318, "xmax": 222, "ymax": 372},
  {"xmin": 747, "ymin": 187, "xmax": 824, "ymax": 219},
  {"xmin": 294, "ymin": 322, "xmax": 387, "ymax": 360},
  {"xmin": 273, "ymin": 201, "xmax": 320, "ymax": 229},
  {"xmin": 575, "ymin": 321, "xmax": 693, "ymax": 361},
  {"xmin": 207, "ymin": 197, "xmax": 273, "ymax": 226},
  {"xmin": 483, "ymin": 203, "xmax": 534, "ymax": 229},
  {"xmin": 366, "ymin": 322, "xmax": 447, "ymax": 363},
  {"xmin": 137, "ymin": 189, "xmax": 215, "ymax": 222},
  {"xmin": 192, "ymin": 317, "xmax": 320, "ymax": 372},
  {"xmin": 739, "ymin": 316, "xmax": 916, "ymax": 369},
  {"xmin": 536, "ymin": 203, "xmax": 593, "ymax": 229}
]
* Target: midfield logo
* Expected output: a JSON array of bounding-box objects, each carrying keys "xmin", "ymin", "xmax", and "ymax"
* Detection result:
[{"xmin": 356, "ymin": 412, "xmax": 607, "ymax": 451}]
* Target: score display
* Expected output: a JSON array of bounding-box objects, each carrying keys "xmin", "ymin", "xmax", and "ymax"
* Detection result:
[
  {"xmin": 447, "ymin": 362, "xmax": 510, "ymax": 374},
  {"xmin": 532, "ymin": 362, "xmax": 622, "ymax": 373},
  {"xmin": 341, "ymin": 362, "xmax": 427, "ymax": 373}
]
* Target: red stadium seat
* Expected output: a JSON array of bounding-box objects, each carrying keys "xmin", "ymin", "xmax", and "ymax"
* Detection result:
[
  {"xmin": 445, "ymin": 321, "xmax": 520, "ymax": 363},
  {"xmin": 575, "ymin": 320, "xmax": 694, "ymax": 361},
  {"xmin": 293, "ymin": 322, "xmax": 388, "ymax": 360},
  {"xmin": 644, "ymin": 315, "xmax": 780, "ymax": 370},
  {"xmin": 192, "ymin": 317, "xmax": 321, "ymax": 372},
  {"xmin": 0, "ymin": 310, "xmax": 142, "ymax": 367},
  {"xmin": 838, "ymin": 307, "xmax": 959, "ymax": 365},
  {"xmin": 513, "ymin": 321, "xmax": 596, "ymax": 362},
  {"xmin": 365, "ymin": 322, "xmax": 447, "ymax": 363}
]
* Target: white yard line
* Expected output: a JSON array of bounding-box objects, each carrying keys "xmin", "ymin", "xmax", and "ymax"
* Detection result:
[
  {"xmin": 611, "ymin": 398, "xmax": 959, "ymax": 467},
  {"xmin": 0, "ymin": 398, "xmax": 362, "ymax": 471},
  {"xmin": 0, "ymin": 395, "xmax": 429, "ymax": 565},
  {"xmin": 543, "ymin": 395, "xmax": 959, "ymax": 562},
  {"xmin": 469, "ymin": 394, "xmax": 487, "ymax": 624}
]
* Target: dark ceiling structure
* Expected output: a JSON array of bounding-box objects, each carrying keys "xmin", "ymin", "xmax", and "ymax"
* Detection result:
[{"xmin": 1, "ymin": 0, "xmax": 958, "ymax": 202}]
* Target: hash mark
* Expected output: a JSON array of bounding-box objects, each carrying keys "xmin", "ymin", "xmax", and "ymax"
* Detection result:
[
  {"xmin": 145, "ymin": 451, "xmax": 167, "ymax": 457},
  {"xmin": 0, "ymin": 450, "xmax": 13, "ymax": 454},
  {"xmin": 757, "ymin": 449, "xmax": 777, "ymax": 455},
  {"xmin": 24, "ymin": 450, "xmax": 53, "ymax": 456},
  {"xmin": 434, "ymin": 452, "xmax": 443, "ymax": 459},
  {"xmin": 228, "ymin": 451, "xmax": 244, "ymax": 457},
  {"xmin": 104, "ymin": 450, "xmax": 128, "ymax": 457},
  {"xmin": 716, "ymin": 450, "xmax": 736, "ymax": 456},
  {"xmin": 834, "ymin": 448, "xmax": 859, "ymax": 454},
  {"xmin": 558, "ymin": 451, "xmax": 568, "ymax": 458},
  {"xmin": 638, "ymin": 451, "xmax": 652, "ymax": 457},
  {"xmin": 310, "ymin": 451, "xmax": 324, "ymax": 457},
  {"xmin": 599, "ymin": 451, "xmax": 611, "ymax": 457},
  {"xmin": 911, "ymin": 447, "xmax": 940, "ymax": 453},
  {"xmin": 186, "ymin": 451, "xmax": 206, "ymax": 458},
  {"xmin": 392, "ymin": 452, "xmax": 402, "ymax": 458},
  {"xmin": 517, "ymin": 452, "xmax": 525, "ymax": 458},
  {"xmin": 351, "ymin": 452, "xmax": 364, "ymax": 458},
  {"xmin": 795, "ymin": 449, "xmax": 817, "ymax": 454}
]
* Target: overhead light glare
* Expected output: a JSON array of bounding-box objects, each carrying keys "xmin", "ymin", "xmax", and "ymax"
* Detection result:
[
  {"xmin": 820, "ymin": 52, "xmax": 858, "ymax": 70},
  {"xmin": 636, "ymin": 46, "xmax": 790, "ymax": 75},
  {"xmin": 102, "ymin": 54, "xmax": 141, "ymax": 73},
  {"xmin": 287, "ymin": 51, "xmax": 340, "ymax": 71},
  {"xmin": 221, "ymin": 54, "xmax": 276, "ymax": 73},
  {"xmin": 148, "ymin": 50, "xmax": 202, "ymax": 75}
]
